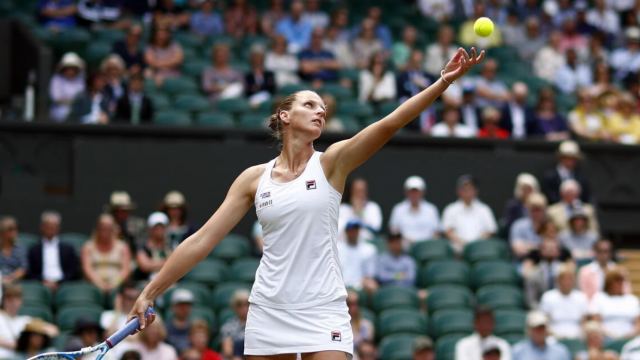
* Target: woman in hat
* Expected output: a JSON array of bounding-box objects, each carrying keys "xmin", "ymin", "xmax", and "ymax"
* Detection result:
[
  {"xmin": 558, "ymin": 208, "xmax": 598, "ymax": 262},
  {"xmin": 49, "ymin": 52, "xmax": 86, "ymax": 122},
  {"xmin": 501, "ymin": 173, "xmax": 540, "ymax": 233},
  {"xmin": 15, "ymin": 319, "xmax": 57, "ymax": 358},
  {"xmin": 130, "ymin": 47, "xmax": 484, "ymax": 360},
  {"xmin": 160, "ymin": 191, "xmax": 195, "ymax": 249}
]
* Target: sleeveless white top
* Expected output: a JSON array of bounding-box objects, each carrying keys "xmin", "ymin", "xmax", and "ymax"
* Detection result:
[{"xmin": 250, "ymin": 151, "xmax": 347, "ymax": 309}]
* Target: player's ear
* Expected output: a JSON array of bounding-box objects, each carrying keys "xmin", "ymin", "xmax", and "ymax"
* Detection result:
[{"xmin": 280, "ymin": 110, "xmax": 291, "ymax": 125}]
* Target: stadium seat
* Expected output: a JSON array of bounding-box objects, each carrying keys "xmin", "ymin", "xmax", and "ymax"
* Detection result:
[
  {"xmin": 430, "ymin": 309, "xmax": 474, "ymax": 338},
  {"xmin": 502, "ymin": 333, "xmax": 525, "ymax": 345},
  {"xmin": 56, "ymin": 305, "xmax": 103, "ymax": 332},
  {"xmin": 426, "ymin": 285, "xmax": 474, "ymax": 314},
  {"xmin": 605, "ymin": 338, "xmax": 630, "ymax": 353},
  {"xmin": 376, "ymin": 308, "xmax": 428, "ymax": 339},
  {"xmin": 83, "ymin": 41, "xmax": 112, "ymax": 68},
  {"xmin": 471, "ymin": 261, "xmax": 520, "ymax": 289},
  {"xmin": 153, "ymin": 110, "xmax": 192, "ymax": 126},
  {"xmin": 181, "ymin": 47, "xmax": 198, "ymax": 60},
  {"xmin": 476, "ymin": 285, "xmax": 524, "ymax": 310},
  {"xmin": 338, "ymin": 68, "xmax": 360, "ymax": 83},
  {"xmin": 149, "ymin": 94, "xmax": 172, "ymax": 111},
  {"xmin": 92, "ymin": 28, "xmax": 125, "ymax": 43},
  {"xmin": 237, "ymin": 113, "xmax": 268, "ymax": 129},
  {"xmin": 212, "ymin": 282, "xmax": 252, "ymax": 312},
  {"xmin": 217, "ymin": 307, "xmax": 236, "ymax": 327},
  {"xmin": 379, "ymin": 333, "xmax": 418, "ymax": 360},
  {"xmin": 337, "ymin": 101, "xmax": 374, "ymax": 119},
  {"xmin": 360, "ymin": 307, "xmax": 376, "ymax": 324},
  {"xmin": 209, "ymin": 234, "xmax": 251, "ymax": 261},
  {"xmin": 372, "ymin": 286, "xmax": 419, "ymax": 313},
  {"xmin": 174, "ymin": 31, "xmax": 206, "ymax": 49},
  {"xmin": 493, "ymin": 309, "xmax": 526, "ymax": 336},
  {"xmin": 60, "ymin": 232, "xmax": 89, "ymax": 253},
  {"xmin": 418, "ymin": 260, "xmax": 469, "ymax": 288},
  {"xmin": 435, "ymin": 334, "xmax": 466, "ymax": 360},
  {"xmin": 54, "ymin": 281, "xmax": 103, "ymax": 309},
  {"xmin": 48, "ymin": 28, "xmax": 91, "ymax": 57},
  {"xmin": 182, "ymin": 59, "xmax": 210, "ymax": 79},
  {"xmin": 162, "ymin": 77, "xmax": 199, "ymax": 96},
  {"xmin": 162, "ymin": 282, "xmax": 211, "ymax": 308},
  {"xmin": 462, "ymin": 239, "xmax": 510, "ymax": 264},
  {"xmin": 195, "ymin": 111, "xmax": 235, "ymax": 127},
  {"xmin": 318, "ymin": 84, "xmax": 352, "ymax": 99},
  {"xmin": 376, "ymin": 101, "xmax": 400, "ymax": 117},
  {"xmin": 216, "ymin": 98, "xmax": 250, "ymax": 115},
  {"xmin": 17, "ymin": 232, "xmax": 39, "ymax": 250},
  {"xmin": 340, "ymin": 116, "xmax": 361, "ymax": 132},
  {"xmin": 19, "ymin": 304, "xmax": 53, "ymax": 323},
  {"xmin": 174, "ymin": 94, "xmax": 211, "ymax": 114},
  {"xmin": 559, "ymin": 339, "xmax": 586, "ymax": 358},
  {"xmin": 411, "ymin": 240, "xmax": 454, "ymax": 265},
  {"xmin": 227, "ymin": 258, "xmax": 260, "ymax": 283},
  {"xmin": 277, "ymin": 83, "xmax": 309, "ymax": 96},
  {"xmin": 165, "ymin": 305, "xmax": 217, "ymax": 331},
  {"xmin": 183, "ymin": 259, "xmax": 228, "ymax": 287},
  {"xmin": 20, "ymin": 281, "xmax": 52, "ymax": 307}
]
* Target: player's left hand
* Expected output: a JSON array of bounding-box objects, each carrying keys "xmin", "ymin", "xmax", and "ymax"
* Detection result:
[{"xmin": 441, "ymin": 47, "xmax": 486, "ymax": 84}]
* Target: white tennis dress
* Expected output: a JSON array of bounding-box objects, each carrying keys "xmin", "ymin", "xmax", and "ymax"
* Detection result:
[{"xmin": 245, "ymin": 151, "xmax": 353, "ymax": 357}]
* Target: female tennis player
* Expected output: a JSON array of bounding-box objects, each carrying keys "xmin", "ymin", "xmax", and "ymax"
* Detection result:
[{"xmin": 130, "ymin": 47, "xmax": 485, "ymax": 360}]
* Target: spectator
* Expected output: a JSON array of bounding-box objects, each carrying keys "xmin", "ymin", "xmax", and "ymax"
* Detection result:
[
  {"xmin": 501, "ymin": 82, "xmax": 536, "ymax": 139},
  {"xmin": 356, "ymin": 340, "xmax": 377, "ymax": 360},
  {"xmin": 298, "ymin": 28, "xmax": 340, "ymax": 87},
  {"xmin": 202, "ymin": 43, "xmax": 244, "ymax": 101},
  {"xmin": 588, "ymin": 61, "xmax": 617, "ymax": 97},
  {"xmin": 101, "ymin": 54, "xmax": 127, "ymax": 111},
  {"xmin": 81, "ymin": 214, "xmax": 131, "ymax": 293},
  {"xmin": 586, "ymin": 0, "xmax": 621, "ymax": 36},
  {"xmin": 323, "ymin": 24, "xmax": 356, "ymax": 69},
  {"xmin": 480, "ymin": 340, "xmax": 503, "ymax": 360},
  {"xmin": 352, "ymin": 18, "xmax": 385, "ymax": 70},
  {"xmin": 302, "ymin": 0, "xmax": 329, "ymax": 30},
  {"xmin": 578, "ymin": 239, "xmax": 628, "ymax": 301},
  {"xmin": 459, "ymin": 2, "xmax": 503, "ymax": 49},
  {"xmin": 112, "ymin": 24, "xmax": 145, "ymax": 75},
  {"xmin": 361, "ymin": 6, "xmax": 393, "ymax": 50},
  {"xmin": 620, "ymin": 327, "xmax": 640, "ymax": 359},
  {"xmin": 100, "ymin": 281, "xmax": 140, "ymax": 337},
  {"xmin": 337, "ymin": 220, "xmax": 378, "ymax": 292},
  {"xmin": 430, "ymin": 105, "xmax": 475, "ymax": 138},
  {"xmin": 0, "ymin": 285, "xmax": 33, "ymax": 358},
  {"xmin": 347, "ymin": 290, "xmax": 374, "ymax": 347},
  {"xmin": 321, "ymin": 93, "xmax": 346, "ymax": 133},
  {"xmin": 589, "ymin": 268, "xmax": 640, "ymax": 339},
  {"xmin": 522, "ymin": 235, "xmax": 573, "ymax": 308},
  {"xmin": 392, "ymin": 25, "xmax": 418, "ymax": 70},
  {"xmin": 540, "ymin": 263, "xmax": 589, "ymax": 339},
  {"xmin": 510, "ymin": 193, "xmax": 548, "ymax": 259},
  {"xmin": 558, "ymin": 17, "xmax": 589, "ymax": 56},
  {"xmin": 106, "ymin": 190, "xmax": 146, "ymax": 255},
  {"xmin": 502, "ymin": 9, "xmax": 525, "ymax": 48},
  {"xmin": 265, "ymin": 35, "xmax": 300, "ymax": 87},
  {"xmin": 484, "ymin": 0, "xmax": 508, "ymax": 25},
  {"xmin": 443, "ymin": 175, "xmax": 498, "ymax": 252},
  {"xmin": 68, "ymin": 72, "xmax": 111, "ymax": 124},
  {"xmin": 338, "ymin": 178, "xmax": 382, "ymax": 242},
  {"xmin": 144, "ymin": 26, "xmax": 184, "ymax": 86},
  {"xmin": 76, "ymin": 0, "xmax": 126, "ymax": 28},
  {"xmin": 38, "ymin": 0, "xmax": 76, "ymax": 30},
  {"xmin": 584, "ymin": 33, "xmax": 609, "ymax": 67},
  {"xmin": 64, "ymin": 318, "xmax": 103, "ymax": 354},
  {"xmin": 547, "ymin": 179, "xmax": 599, "ymax": 233},
  {"xmin": 245, "ymin": 47, "xmax": 276, "ymax": 108},
  {"xmin": 478, "ymin": 106, "xmax": 509, "ymax": 139},
  {"xmin": 555, "ymin": 48, "xmax": 593, "ymax": 94},
  {"xmin": 502, "ymin": 173, "xmax": 541, "ymax": 234},
  {"xmin": 129, "ymin": 316, "xmax": 178, "ymax": 360},
  {"xmin": 221, "ymin": 290, "xmax": 249, "ymax": 360},
  {"xmin": 473, "ymin": 59, "xmax": 510, "ymax": 109},
  {"xmin": 0, "ymin": 216, "xmax": 27, "ymax": 284},
  {"xmin": 223, "ymin": 0, "xmax": 258, "ymax": 39},
  {"xmin": 49, "ymin": 52, "xmax": 86, "ymax": 122},
  {"xmin": 26, "ymin": 211, "xmax": 80, "ymax": 290},
  {"xmin": 180, "ymin": 348, "xmax": 202, "ymax": 360},
  {"xmin": 328, "ymin": 7, "xmax": 351, "ymax": 41},
  {"xmin": 514, "ymin": 17, "xmax": 547, "ymax": 61},
  {"xmin": 114, "ymin": 73, "xmax": 154, "ymax": 124},
  {"xmin": 576, "ymin": 321, "xmax": 617, "ymax": 360},
  {"xmin": 533, "ymin": 31, "xmax": 566, "ymax": 84},
  {"xmin": 607, "ymin": 92, "xmax": 640, "ymax": 144},
  {"xmin": 152, "ymin": 0, "xmax": 191, "ymax": 30},
  {"xmin": 166, "ymin": 289, "xmax": 194, "ymax": 354},
  {"xmin": 134, "ymin": 212, "xmax": 172, "ymax": 280},
  {"xmin": 418, "ymin": 0, "xmax": 454, "ymax": 22},
  {"xmin": 397, "ymin": 50, "xmax": 437, "ymax": 133},
  {"xmin": 160, "ymin": 191, "xmax": 194, "ymax": 249},
  {"xmin": 455, "ymin": 307, "xmax": 511, "ymax": 360},
  {"xmin": 512, "ymin": 311, "xmax": 571, "ymax": 360},
  {"xmin": 376, "ymin": 233, "xmax": 416, "ymax": 287},
  {"xmin": 559, "ymin": 208, "xmax": 599, "ymax": 262},
  {"xmin": 121, "ymin": 350, "xmax": 142, "ymax": 360},
  {"xmin": 531, "ymin": 96, "xmax": 570, "ymax": 141},
  {"xmin": 413, "ymin": 336, "xmax": 435, "ymax": 360},
  {"xmin": 275, "ymin": 0, "xmax": 313, "ymax": 54},
  {"xmin": 358, "ymin": 52, "xmax": 397, "ymax": 105},
  {"xmin": 389, "ymin": 176, "xmax": 441, "ymax": 247},
  {"xmin": 262, "ymin": 0, "xmax": 286, "ymax": 28},
  {"xmin": 188, "ymin": 320, "xmax": 222, "ymax": 360},
  {"xmin": 189, "ymin": 0, "xmax": 223, "ymax": 38},
  {"xmin": 14, "ymin": 319, "xmax": 58, "ymax": 359},
  {"xmin": 459, "ymin": 84, "xmax": 482, "ymax": 134},
  {"xmin": 424, "ymin": 25, "xmax": 458, "ymax": 77},
  {"xmin": 542, "ymin": 140, "xmax": 591, "ymax": 204},
  {"xmin": 610, "ymin": 27, "xmax": 640, "ymax": 82}
]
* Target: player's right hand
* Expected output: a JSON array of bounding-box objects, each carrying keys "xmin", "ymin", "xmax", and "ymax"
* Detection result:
[{"xmin": 128, "ymin": 295, "xmax": 155, "ymax": 331}]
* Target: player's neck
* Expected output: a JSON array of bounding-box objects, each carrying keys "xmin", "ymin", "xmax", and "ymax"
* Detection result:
[{"xmin": 279, "ymin": 139, "xmax": 314, "ymax": 172}]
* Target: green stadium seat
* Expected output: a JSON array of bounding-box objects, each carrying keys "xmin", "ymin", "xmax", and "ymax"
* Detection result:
[
  {"xmin": 174, "ymin": 31, "xmax": 206, "ymax": 50},
  {"xmin": 218, "ymin": 307, "xmax": 236, "ymax": 327},
  {"xmin": 339, "ymin": 68, "xmax": 360, "ymax": 83},
  {"xmin": 60, "ymin": 232, "xmax": 89, "ymax": 253},
  {"xmin": 195, "ymin": 111, "xmax": 235, "ymax": 127},
  {"xmin": 56, "ymin": 305, "xmax": 103, "ymax": 332},
  {"xmin": 430, "ymin": 309, "xmax": 474, "ymax": 338},
  {"xmin": 372, "ymin": 286, "xmax": 419, "ymax": 313},
  {"xmin": 19, "ymin": 304, "xmax": 53, "ymax": 323},
  {"xmin": 153, "ymin": 110, "xmax": 192, "ymax": 126},
  {"xmin": 418, "ymin": 260, "xmax": 469, "ymax": 288},
  {"xmin": 209, "ymin": 234, "xmax": 251, "ymax": 261},
  {"xmin": 435, "ymin": 334, "xmax": 466, "ymax": 360},
  {"xmin": 183, "ymin": 259, "xmax": 228, "ymax": 287},
  {"xmin": 318, "ymin": 84, "xmax": 352, "ymax": 99},
  {"xmin": 55, "ymin": 281, "xmax": 103, "ymax": 309},
  {"xmin": 20, "ymin": 281, "xmax": 52, "ymax": 307},
  {"xmin": 212, "ymin": 282, "xmax": 252, "ymax": 312},
  {"xmin": 376, "ymin": 101, "xmax": 400, "ymax": 117},
  {"xmin": 162, "ymin": 282, "xmax": 211, "ymax": 308},
  {"xmin": 605, "ymin": 338, "xmax": 630, "ymax": 353},
  {"xmin": 411, "ymin": 240, "xmax": 454, "ymax": 265},
  {"xmin": 340, "ymin": 116, "xmax": 361, "ymax": 132},
  {"xmin": 559, "ymin": 339, "xmax": 586, "ymax": 358},
  {"xmin": 182, "ymin": 59, "xmax": 210, "ymax": 79},
  {"xmin": 379, "ymin": 334, "xmax": 418, "ymax": 360},
  {"xmin": 17, "ymin": 232, "xmax": 39, "ymax": 250},
  {"xmin": 216, "ymin": 98, "xmax": 250, "ymax": 115},
  {"xmin": 227, "ymin": 258, "xmax": 260, "ymax": 283},
  {"xmin": 83, "ymin": 41, "xmax": 112, "ymax": 68},
  {"xmin": 471, "ymin": 261, "xmax": 520, "ymax": 289},
  {"xmin": 181, "ymin": 47, "xmax": 198, "ymax": 60},
  {"xmin": 150, "ymin": 94, "xmax": 172, "ymax": 111},
  {"xmin": 174, "ymin": 94, "xmax": 211, "ymax": 113},
  {"xmin": 502, "ymin": 333, "xmax": 525, "ymax": 345},
  {"xmin": 337, "ymin": 101, "xmax": 374, "ymax": 119},
  {"xmin": 277, "ymin": 83, "xmax": 309, "ymax": 96},
  {"xmin": 360, "ymin": 307, "xmax": 376, "ymax": 324},
  {"xmin": 426, "ymin": 285, "xmax": 474, "ymax": 314},
  {"xmin": 494, "ymin": 309, "xmax": 526, "ymax": 336},
  {"xmin": 48, "ymin": 28, "xmax": 91, "ymax": 57},
  {"xmin": 376, "ymin": 309, "xmax": 428, "ymax": 339},
  {"xmin": 476, "ymin": 285, "xmax": 524, "ymax": 310},
  {"xmin": 162, "ymin": 77, "xmax": 199, "ymax": 96},
  {"xmin": 462, "ymin": 239, "xmax": 510, "ymax": 264},
  {"xmin": 52, "ymin": 331, "xmax": 71, "ymax": 353},
  {"xmin": 92, "ymin": 28, "xmax": 125, "ymax": 43},
  {"xmin": 237, "ymin": 113, "xmax": 268, "ymax": 129}
]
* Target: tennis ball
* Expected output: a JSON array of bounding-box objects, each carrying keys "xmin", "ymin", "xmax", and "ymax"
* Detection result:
[{"xmin": 474, "ymin": 17, "xmax": 494, "ymax": 37}]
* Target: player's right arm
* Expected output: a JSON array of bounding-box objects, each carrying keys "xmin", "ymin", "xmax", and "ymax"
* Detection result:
[{"xmin": 129, "ymin": 164, "xmax": 264, "ymax": 328}]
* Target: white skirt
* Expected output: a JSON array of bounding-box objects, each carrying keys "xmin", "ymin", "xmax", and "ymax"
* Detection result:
[{"xmin": 244, "ymin": 300, "xmax": 354, "ymax": 358}]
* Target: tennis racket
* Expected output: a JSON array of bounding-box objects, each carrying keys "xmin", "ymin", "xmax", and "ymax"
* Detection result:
[{"xmin": 27, "ymin": 307, "xmax": 155, "ymax": 360}]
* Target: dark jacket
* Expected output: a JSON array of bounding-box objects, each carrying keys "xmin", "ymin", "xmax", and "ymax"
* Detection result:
[
  {"xmin": 542, "ymin": 167, "xmax": 591, "ymax": 203},
  {"xmin": 244, "ymin": 70, "xmax": 276, "ymax": 97},
  {"xmin": 500, "ymin": 102, "xmax": 538, "ymax": 137},
  {"xmin": 26, "ymin": 240, "xmax": 80, "ymax": 282},
  {"xmin": 113, "ymin": 92, "xmax": 154, "ymax": 124}
]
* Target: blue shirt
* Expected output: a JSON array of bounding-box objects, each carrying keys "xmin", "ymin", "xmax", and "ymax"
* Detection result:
[
  {"xmin": 190, "ymin": 11, "xmax": 224, "ymax": 37},
  {"xmin": 512, "ymin": 339, "xmax": 571, "ymax": 360},
  {"xmin": 298, "ymin": 49, "xmax": 338, "ymax": 81},
  {"xmin": 376, "ymin": 252, "xmax": 416, "ymax": 287},
  {"xmin": 275, "ymin": 17, "xmax": 313, "ymax": 53},
  {"xmin": 38, "ymin": 0, "xmax": 76, "ymax": 28},
  {"xmin": 509, "ymin": 218, "xmax": 542, "ymax": 248},
  {"xmin": 0, "ymin": 245, "xmax": 27, "ymax": 276}
]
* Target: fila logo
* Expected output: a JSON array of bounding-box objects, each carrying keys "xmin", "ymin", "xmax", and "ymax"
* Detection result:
[
  {"xmin": 331, "ymin": 330, "xmax": 341, "ymax": 342},
  {"xmin": 260, "ymin": 192, "xmax": 271, "ymax": 199},
  {"xmin": 306, "ymin": 180, "xmax": 317, "ymax": 190}
]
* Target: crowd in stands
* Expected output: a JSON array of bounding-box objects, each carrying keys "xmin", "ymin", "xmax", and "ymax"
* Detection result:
[{"xmin": 10, "ymin": 0, "xmax": 634, "ymax": 143}]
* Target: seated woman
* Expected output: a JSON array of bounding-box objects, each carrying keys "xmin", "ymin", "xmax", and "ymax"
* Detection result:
[
  {"xmin": 0, "ymin": 216, "xmax": 27, "ymax": 284},
  {"xmin": 81, "ymin": 214, "xmax": 132, "ymax": 292},
  {"xmin": 559, "ymin": 208, "xmax": 598, "ymax": 262},
  {"xmin": 531, "ymin": 96, "xmax": 570, "ymax": 141},
  {"xmin": 14, "ymin": 319, "xmax": 58, "ymax": 359},
  {"xmin": 501, "ymin": 173, "xmax": 540, "ymax": 234},
  {"xmin": 221, "ymin": 290, "xmax": 250, "ymax": 360},
  {"xmin": 49, "ymin": 52, "xmax": 85, "ymax": 122},
  {"xmin": 202, "ymin": 43, "xmax": 243, "ymax": 101},
  {"xmin": 161, "ymin": 191, "xmax": 195, "ymax": 249},
  {"xmin": 358, "ymin": 52, "xmax": 396, "ymax": 105},
  {"xmin": 134, "ymin": 212, "xmax": 172, "ymax": 281},
  {"xmin": 144, "ymin": 25, "xmax": 184, "ymax": 85},
  {"xmin": 589, "ymin": 267, "xmax": 640, "ymax": 340}
]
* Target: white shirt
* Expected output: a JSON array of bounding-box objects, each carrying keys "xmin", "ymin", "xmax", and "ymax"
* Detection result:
[
  {"xmin": 0, "ymin": 312, "xmax": 30, "ymax": 359},
  {"xmin": 442, "ymin": 199, "xmax": 497, "ymax": 243},
  {"xmin": 540, "ymin": 289, "xmax": 589, "ymax": 339},
  {"xmin": 590, "ymin": 292, "xmax": 640, "ymax": 339},
  {"xmin": 264, "ymin": 51, "xmax": 299, "ymax": 87},
  {"xmin": 338, "ymin": 201, "xmax": 383, "ymax": 242},
  {"xmin": 455, "ymin": 333, "xmax": 512, "ymax": 360},
  {"xmin": 42, "ymin": 236, "xmax": 64, "ymax": 282},
  {"xmin": 621, "ymin": 335, "xmax": 640, "ymax": 360},
  {"xmin": 534, "ymin": 46, "xmax": 566, "ymax": 83},
  {"xmin": 389, "ymin": 199, "xmax": 441, "ymax": 245},
  {"xmin": 128, "ymin": 341, "xmax": 178, "ymax": 360},
  {"xmin": 430, "ymin": 122, "xmax": 475, "ymax": 138},
  {"xmin": 507, "ymin": 102, "xmax": 526, "ymax": 139},
  {"xmin": 358, "ymin": 71, "xmax": 397, "ymax": 103},
  {"xmin": 337, "ymin": 241, "xmax": 377, "ymax": 290}
]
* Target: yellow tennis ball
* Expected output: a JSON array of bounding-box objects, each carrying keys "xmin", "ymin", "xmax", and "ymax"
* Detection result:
[{"xmin": 474, "ymin": 17, "xmax": 494, "ymax": 37}]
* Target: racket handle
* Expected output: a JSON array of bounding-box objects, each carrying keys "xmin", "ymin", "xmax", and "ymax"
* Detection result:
[{"xmin": 106, "ymin": 307, "xmax": 155, "ymax": 348}]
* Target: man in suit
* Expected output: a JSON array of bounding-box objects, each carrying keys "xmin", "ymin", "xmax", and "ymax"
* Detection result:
[
  {"xmin": 26, "ymin": 211, "xmax": 79, "ymax": 290},
  {"xmin": 542, "ymin": 140, "xmax": 591, "ymax": 203},
  {"xmin": 501, "ymin": 81, "xmax": 537, "ymax": 138},
  {"xmin": 114, "ymin": 73, "xmax": 153, "ymax": 124}
]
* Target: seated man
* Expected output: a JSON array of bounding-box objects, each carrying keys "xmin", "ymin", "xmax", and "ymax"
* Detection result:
[
  {"xmin": 298, "ymin": 28, "xmax": 341, "ymax": 87},
  {"xmin": 512, "ymin": 311, "xmax": 571, "ymax": 360},
  {"xmin": 337, "ymin": 220, "xmax": 378, "ymax": 293},
  {"xmin": 509, "ymin": 193, "xmax": 547, "ymax": 259},
  {"xmin": 540, "ymin": 263, "xmax": 589, "ymax": 340},
  {"xmin": 165, "ymin": 289, "xmax": 194, "ymax": 354},
  {"xmin": 455, "ymin": 307, "xmax": 511, "ymax": 360},
  {"xmin": 376, "ymin": 233, "xmax": 416, "ymax": 287},
  {"xmin": 547, "ymin": 179, "xmax": 599, "ymax": 233}
]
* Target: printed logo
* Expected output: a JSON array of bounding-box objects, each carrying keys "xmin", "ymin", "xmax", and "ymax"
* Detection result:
[
  {"xmin": 306, "ymin": 180, "xmax": 317, "ymax": 190},
  {"xmin": 331, "ymin": 330, "xmax": 341, "ymax": 342},
  {"xmin": 260, "ymin": 192, "xmax": 271, "ymax": 199},
  {"xmin": 257, "ymin": 199, "xmax": 273, "ymax": 210}
]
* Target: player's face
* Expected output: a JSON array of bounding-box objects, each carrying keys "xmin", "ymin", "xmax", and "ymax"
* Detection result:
[{"xmin": 286, "ymin": 91, "xmax": 326, "ymax": 138}]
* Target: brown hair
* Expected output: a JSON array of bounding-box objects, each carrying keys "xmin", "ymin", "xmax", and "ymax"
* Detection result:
[
  {"xmin": 268, "ymin": 92, "xmax": 299, "ymax": 140},
  {"xmin": 189, "ymin": 319, "xmax": 209, "ymax": 336},
  {"xmin": 603, "ymin": 267, "xmax": 626, "ymax": 294}
]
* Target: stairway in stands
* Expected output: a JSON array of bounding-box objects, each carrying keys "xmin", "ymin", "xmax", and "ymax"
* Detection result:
[{"xmin": 618, "ymin": 249, "xmax": 640, "ymax": 297}]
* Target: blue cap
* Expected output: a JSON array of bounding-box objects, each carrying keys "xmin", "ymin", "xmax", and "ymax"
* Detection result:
[{"xmin": 345, "ymin": 220, "xmax": 362, "ymax": 230}]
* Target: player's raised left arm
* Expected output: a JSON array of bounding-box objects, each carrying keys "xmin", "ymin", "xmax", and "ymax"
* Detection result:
[{"xmin": 324, "ymin": 47, "xmax": 485, "ymax": 178}]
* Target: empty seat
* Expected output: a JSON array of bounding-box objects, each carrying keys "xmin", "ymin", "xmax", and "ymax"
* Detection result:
[
  {"xmin": 17, "ymin": 232, "xmax": 39, "ymax": 250},
  {"xmin": 183, "ymin": 259, "xmax": 228, "ymax": 287},
  {"xmin": 435, "ymin": 334, "xmax": 466, "ymax": 360},
  {"xmin": 337, "ymin": 101, "xmax": 374, "ymax": 119},
  {"xmin": 471, "ymin": 261, "xmax": 520, "ymax": 289},
  {"xmin": 209, "ymin": 234, "xmax": 251, "ymax": 261},
  {"xmin": 153, "ymin": 110, "xmax": 192, "ymax": 126},
  {"xmin": 19, "ymin": 304, "xmax": 53, "ymax": 323},
  {"xmin": 463, "ymin": 239, "xmax": 510, "ymax": 264},
  {"xmin": 430, "ymin": 309, "xmax": 474, "ymax": 338},
  {"xmin": 149, "ymin": 94, "xmax": 171, "ymax": 111},
  {"xmin": 376, "ymin": 308, "xmax": 428, "ymax": 339},
  {"xmin": 318, "ymin": 84, "xmax": 352, "ymax": 99},
  {"xmin": 411, "ymin": 240, "xmax": 454, "ymax": 265},
  {"xmin": 56, "ymin": 305, "xmax": 103, "ymax": 332},
  {"xmin": 494, "ymin": 309, "xmax": 526, "ymax": 336},
  {"xmin": 162, "ymin": 77, "xmax": 199, "ymax": 96},
  {"xmin": 418, "ymin": 260, "xmax": 469, "ymax": 288},
  {"xmin": 20, "ymin": 281, "xmax": 52, "ymax": 307},
  {"xmin": 195, "ymin": 111, "xmax": 235, "ymax": 127},
  {"xmin": 372, "ymin": 286, "xmax": 419, "ymax": 313},
  {"xmin": 379, "ymin": 333, "xmax": 418, "ymax": 360},
  {"xmin": 174, "ymin": 94, "xmax": 211, "ymax": 113},
  {"xmin": 215, "ymin": 98, "xmax": 250, "ymax": 115},
  {"xmin": 426, "ymin": 285, "xmax": 474, "ymax": 314},
  {"xmin": 55, "ymin": 281, "xmax": 103, "ymax": 309},
  {"xmin": 476, "ymin": 285, "xmax": 525, "ymax": 310},
  {"xmin": 237, "ymin": 113, "xmax": 268, "ymax": 129},
  {"xmin": 60, "ymin": 232, "xmax": 89, "ymax": 253},
  {"xmin": 227, "ymin": 258, "xmax": 260, "ymax": 283}
]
